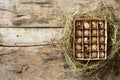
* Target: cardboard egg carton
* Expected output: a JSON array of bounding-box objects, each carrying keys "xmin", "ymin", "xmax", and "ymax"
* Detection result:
[{"xmin": 73, "ymin": 18, "xmax": 107, "ymax": 60}]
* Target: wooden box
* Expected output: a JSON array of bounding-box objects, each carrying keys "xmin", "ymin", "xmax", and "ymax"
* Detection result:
[{"xmin": 73, "ymin": 18, "xmax": 107, "ymax": 60}]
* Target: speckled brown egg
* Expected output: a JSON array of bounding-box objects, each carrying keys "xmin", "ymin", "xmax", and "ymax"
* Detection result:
[
  {"xmin": 92, "ymin": 21, "xmax": 97, "ymax": 28},
  {"xmin": 76, "ymin": 45, "xmax": 82, "ymax": 50},
  {"xmin": 84, "ymin": 22, "xmax": 90, "ymax": 29}
]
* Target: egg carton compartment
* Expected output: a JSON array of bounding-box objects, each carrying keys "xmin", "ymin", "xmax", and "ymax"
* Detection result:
[
  {"xmin": 99, "ymin": 21, "xmax": 105, "ymax": 29},
  {"xmin": 84, "ymin": 44, "xmax": 90, "ymax": 51},
  {"xmin": 84, "ymin": 21, "xmax": 91, "ymax": 29},
  {"xmin": 99, "ymin": 36, "xmax": 105, "ymax": 43},
  {"xmin": 92, "ymin": 21, "xmax": 98, "ymax": 29},
  {"xmin": 91, "ymin": 37, "xmax": 97, "ymax": 44},
  {"xmin": 84, "ymin": 51, "xmax": 91, "ymax": 59},
  {"xmin": 75, "ymin": 20, "xmax": 83, "ymax": 29},
  {"xmin": 99, "ymin": 51, "xmax": 106, "ymax": 58},
  {"xmin": 73, "ymin": 18, "xmax": 107, "ymax": 60},
  {"xmin": 99, "ymin": 29, "xmax": 105, "ymax": 36},
  {"xmin": 91, "ymin": 51, "xmax": 98, "ymax": 58},
  {"xmin": 76, "ymin": 37, "xmax": 82, "ymax": 43},
  {"xmin": 75, "ymin": 44, "xmax": 82, "ymax": 50},
  {"xmin": 83, "ymin": 37, "xmax": 90, "ymax": 44},
  {"xmin": 91, "ymin": 29, "xmax": 97, "ymax": 36},
  {"xmin": 99, "ymin": 44, "xmax": 105, "ymax": 50},
  {"xmin": 91, "ymin": 44, "xmax": 98, "ymax": 51},
  {"xmin": 75, "ymin": 29, "xmax": 83, "ymax": 36},
  {"xmin": 75, "ymin": 51, "xmax": 83, "ymax": 59},
  {"xmin": 84, "ymin": 29, "xmax": 90, "ymax": 36}
]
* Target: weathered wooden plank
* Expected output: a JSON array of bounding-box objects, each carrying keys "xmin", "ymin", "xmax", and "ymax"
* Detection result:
[
  {"xmin": 0, "ymin": 28, "xmax": 63, "ymax": 46},
  {"xmin": 0, "ymin": 0, "xmax": 13, "ymax": 26},
  {"xmin": 0, "ymin": 0, "xmax": 65, "ymax": 27},
  {"xmin": 0, "ymin": 26, "xmax": 63, "ymax": 28}
]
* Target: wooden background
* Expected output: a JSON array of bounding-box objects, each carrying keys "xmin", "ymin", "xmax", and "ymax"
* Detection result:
[{"xmin": 0, "ymin": 0, "xmax": 120, "ymax": 80}]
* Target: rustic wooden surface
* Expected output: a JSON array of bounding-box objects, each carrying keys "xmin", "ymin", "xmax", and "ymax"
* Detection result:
[{"xmin": 0, "ymin": 0, "xmax": 120, "ymax": 80}]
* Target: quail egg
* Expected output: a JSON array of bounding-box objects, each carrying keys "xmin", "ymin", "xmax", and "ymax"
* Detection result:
[
  {"xmin": 84, "ymin": 52, "xmax": 90, "ymax": 58},
  {"xmin": 76, "ymin": 30, "xmax": 82, "ymax": 36},
  {"xmin": 76, "ymin": 21, "xmax": 82, "ymax": 27},
  {"xmin": 99, "ymin": 52, "xmax": 105, "ymax": 58},
  {"xmin": 76, "ymin": 52, "xmax": 82, "ymax": 58},
  {"xmin": 92, "ymin": 37, "xmax": 97, "ymax": 43},
  {"xmin": 92, "ymin": 52, "xmax": 98, "ymax": 58},
  {"xmin": 100, "ymin": 37, "xmax": 105, "ymax": 43},
  {"xmin": 76, "ymin": 37, "xmax": 82, "ymax": 43},
  {"xmin": 84, "ymin": 30, "xmax": 89, "ymax": 36},
  {"xmin": 100, "ymin": 29, "xmax": 105, "ymax": 35},
  {"xmin": 92, "ymin": 30, "xmax": 97, "ymax": 36},
  {"xmin": 92, "ymin": 21, "xmax": 97, "ymax": 28},
  {"xmin": 84, "ymin": 45, "xmax": 89, "ymax": 51},
  {"xmin": 92, "ymin": 44, "xmax": 97, "ymax": 51},
  {"xmin": 100, "ymin": 45, "xmax": 105, "ymax": 50},
  {"xmin": 99, "ymin": 21, "xmax": 104, "ymax": 28},
  {"xmin": 84, "ymin": 22, "xmax": 90, "ymax": 29},
  {"xmin": 76, "ymin": 45, "xmax": 82, "ymax": 50},
  {"xmin": 84, "ymin": 37, "xmax": 89, "ymax": 44}
]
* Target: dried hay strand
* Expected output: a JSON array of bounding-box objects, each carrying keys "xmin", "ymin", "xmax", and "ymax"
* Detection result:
[{"xmin": 63, "ymin": 1, "xmax": 120, "ymax": 76}]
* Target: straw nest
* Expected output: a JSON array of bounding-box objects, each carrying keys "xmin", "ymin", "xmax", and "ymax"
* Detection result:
[{"xmin": 63, "ymin": 2, "xmax": 120, "ymax": 76}]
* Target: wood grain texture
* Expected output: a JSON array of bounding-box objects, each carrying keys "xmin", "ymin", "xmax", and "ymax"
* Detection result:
[
  {"xmin": 0, "ymin": 28, "xmax": 63, "ymax": 46},
  {"xmin": 0, "ymin": 0, "xmax": 65, "ymax": 27}
]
